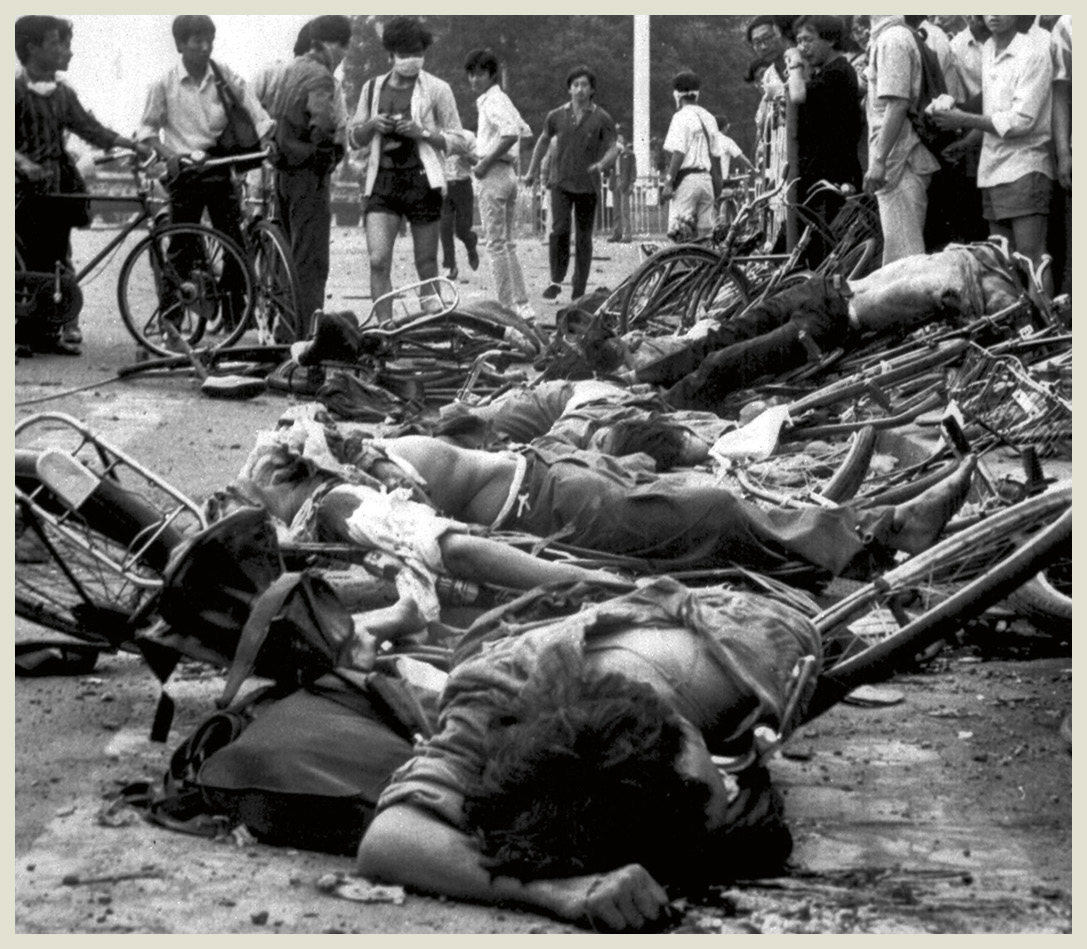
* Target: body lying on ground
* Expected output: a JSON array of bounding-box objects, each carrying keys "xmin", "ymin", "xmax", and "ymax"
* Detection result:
[
  {"xmin": 356, "ymin": 574, "xmax": 823, "ymax": 931},
  {"xmin": 234, "ymin": 409, "xmax": 976, "ymax": 584}
]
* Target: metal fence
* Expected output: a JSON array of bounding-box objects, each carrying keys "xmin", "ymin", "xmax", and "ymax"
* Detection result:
[{"xmin": 514, "ymin": 175, "xmax": 670, "ymax": 239}]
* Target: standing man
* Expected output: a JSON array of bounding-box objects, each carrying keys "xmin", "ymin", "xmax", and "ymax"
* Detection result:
[
  {"xmin": 464, "ymin": 48, "xmax": 535, "ymax": 322},
  {"xmin": 138, "ymin": 16, "xmax": 274, "ymax": 331},
  {"xmin": 268, "ymin": 15, "xmax": 353, "ymax": 336},
  {"xmin": 15, "ymin": 15, "xmax": 152, "ymax": 356},
  {"xmin": 863, "ymin": 15, "xmax": 940, "ymax": 266},
  {"xmin": 438, "ymin": 128, "xmax": 480, "ymax": 284},
  {"xmin": 660, "ymin": 72, "xmax": 723, "ymax": 242},
  {"xmin": 525, "ymin": 66, "xmax": 618, "ymax": 304},
  {"xmin": 607, "ymin": 124, "xmax": 637, "ymax": 243}
]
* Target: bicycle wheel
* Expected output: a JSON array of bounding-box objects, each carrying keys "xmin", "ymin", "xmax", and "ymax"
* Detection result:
[
  {"xmin": 618, "ymin": 245, "xmax": 720, "ymax": 333},
  {"xmin": 118, "ymin": 223, "xmax": 254, "ymax": 358},
  {"xmin": 1006, "ymin": 546, "xmax": 1072, "ymax": 634},
  {"xmin": 250, "ymin": 219, "xmax": 304, "ymax": 342},
  {"xmin": 684, "ymin": 261, "xmax": 751, "ymax": 327},
  {"xmin": 805, "ymin": 484, "xmax": 1072, "ymax": 717}
]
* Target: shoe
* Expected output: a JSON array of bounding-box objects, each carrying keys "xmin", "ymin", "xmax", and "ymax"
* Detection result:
[
  {"xmin": 444, "ymin": 264, "xmax": 459, "ymax": 282},
  {"xmin": 542, "ymin": 283, "xmax": 562, "ymax": 301},
  {"xmin": 467, "ymin": 245, "xmax": 480, "ymax": 271},
  {"xmin": 297, "ymin": 310, "xmax": 363, "ymax": 366},
  {"xmin": 62, "ymin": 325, "xmax": 83, "ymax": 345},
  {"xmin": 36, "ymin": 337, "xmax": 82, "ymax": 357}
]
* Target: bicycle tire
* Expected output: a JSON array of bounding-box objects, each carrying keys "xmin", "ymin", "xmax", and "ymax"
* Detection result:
[
  {"xmin": 117, "ymin": 223, "xmax": 254, "ymax": 358},
  {"xmin": 618, "ymin": 245, "xmax": 720, "ymax": 333},
  {"xmin": 684, "ymin": 262, "xmax": 751, "ymax": 327},
  {"xmin": 834, "ymin": 237, "xmax": 879, "ymax": 281},
  {"xmin": 15, "ymin": 453, "xmax": 181, "ymax": 647},
  {"xmin": 1006, "ymin": 546, "xmax": 1072, "ymax": 633},
  {"xmin": 250, "ymin": 219, "xmax": 305, "ymax": 341},
  {"xmin": 805, "ymin": 484, "xmax": 1072, "ymax": 717}
]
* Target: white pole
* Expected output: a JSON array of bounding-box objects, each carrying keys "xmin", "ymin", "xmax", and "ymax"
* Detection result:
[{"xmin": 633, "ymin": 15, "xmax": 651, "ymax": 179}]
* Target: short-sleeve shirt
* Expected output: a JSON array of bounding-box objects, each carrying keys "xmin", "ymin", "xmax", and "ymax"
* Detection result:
[
  {"xmin": 544, "ymin": 102, "xmax": 616, "ymax": 193},
  {"xmin": 475, "ymin": 83, "xmax": 529, "ymax": 165},
  {"xmin": 947, "ymin": 29, "xmax": 985, "ymax": 104},
  {"xmin": 663, "ymin": 104, "xmax": 723, "ymax": 171},
  {"xmin": 376, "ymin": 577, "xmax": 821, "ymax": 829},
  {"xmin": 978, "ymin": 32, "xmax": 1054, "ymax": 188},
  {"xmin": 865, "ymin": 18, "xmax": 940, "ymax": 188},
  {"xmin": 716, "ymin": 133, "xmax": 745, "ymax": 176}
]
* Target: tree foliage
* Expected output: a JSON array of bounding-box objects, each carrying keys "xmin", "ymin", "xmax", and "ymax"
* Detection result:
[{"xmin": 341, "ymin": 15, "xmax": 765, "ymax": 158}]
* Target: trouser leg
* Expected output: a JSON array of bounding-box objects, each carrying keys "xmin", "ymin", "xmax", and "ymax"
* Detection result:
[
  {"xmin": 876, "ymin": 168, "xmax": 930, "ymax": 266},
  {"xmin": 279, "ymin": 167, "xmax": 332, "ymax": 334},
  {"xmin": 549, "ymin": 188, "xmax": 573, "ymax": 284},
  {"xmin": 439, "ymin": 190, "xmax": 456, "ymax": 269},
  {"xmin": 571, "ymin": 190, "xmax": 598, "ymax": 299}
]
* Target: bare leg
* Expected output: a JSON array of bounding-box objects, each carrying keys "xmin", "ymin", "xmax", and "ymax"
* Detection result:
[
  {"xmin": 1010, "ymin": 214, "xmax": 1054, "ymax": 299},
  {"xmin": 348, "ymin": 595, "xmax": 428, "ymax": 670},
  {"xmin": 886, "ymin": 454, "xmax": 977, "ymax": 555},
  {"xmin": 366, "ymin": 211, "xmax": 403, "ymax": 323},
  {"xmin": 410, "ymin": 219, "xmax": 442, "ymax": 307}
]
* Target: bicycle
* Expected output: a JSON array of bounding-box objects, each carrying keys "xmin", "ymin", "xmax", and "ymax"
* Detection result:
[
  {"xmin": 15, "ymin": 149, "xmax": 256, "ymax": 359},
  {"xmin": 239, "ymin": 158, "xmax": 305, "ymax": 344}
]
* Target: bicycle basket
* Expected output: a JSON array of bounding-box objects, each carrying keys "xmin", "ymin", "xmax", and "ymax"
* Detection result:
[{"xmin": 947, "ymin": 343, "xmax": 1072, "ymax": 457}]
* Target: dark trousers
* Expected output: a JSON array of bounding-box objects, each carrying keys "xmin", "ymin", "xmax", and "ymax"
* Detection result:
[
  {"xmin": 439, "ymin": 177, "xmax": 478, "ymax": 269},
  {"xmin": 276, "ymin": 165, "xmax": 333, "ymax": 336},
  {"xmin": 549, "ymin": 187, "xmax": 598, "ymax": 299},
  {"xmin": 167, "ymin": 173, "xmax": 249, "ymax": 326},
  {"xmin": 15, "ymin": 194, "xmax": 75, "ymax": 342},
  {"xmin": 656, "ymin": 277, "xmax": 854, "ymax": 413}
]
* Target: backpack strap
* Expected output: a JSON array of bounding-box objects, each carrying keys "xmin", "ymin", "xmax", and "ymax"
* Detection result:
[{"xmin": 218, "ymin": 572, "xmax": 307, "ymax": 709}]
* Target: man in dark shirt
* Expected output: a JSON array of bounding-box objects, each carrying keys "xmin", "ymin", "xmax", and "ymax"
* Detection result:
[
  {"xmin": 788, "ymin": 15, "xmax": 863, "ymax": 265},
  {"xmin": 268, "ymin": 15, "xmax": 352, "ymax": 336},
  {"xmin": 15, "ymin": 15, "xmax": 151, "ymax": 355},
  {"xmin": 525, "ymin": 66, "xmax": 619, "ymax": 303}
]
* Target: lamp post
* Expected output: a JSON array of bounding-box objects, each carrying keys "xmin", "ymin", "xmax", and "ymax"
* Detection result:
[{"xmin": 633, "ymin": 15, "xmax": 650, "ymax": 182}]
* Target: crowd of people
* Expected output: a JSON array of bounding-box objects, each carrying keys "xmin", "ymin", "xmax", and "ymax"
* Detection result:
[{"xmin": 14, "ymin": 13, "xmax": 1073, "ymax": 933}]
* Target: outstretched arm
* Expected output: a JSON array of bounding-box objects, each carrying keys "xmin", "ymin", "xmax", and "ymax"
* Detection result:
[
  {"xmin": 439, "ymin": 533, "xmax": 629, "ymax": 592},
  {"xmin": 358, "ymin": 804, "xmax": 671, "ymax": 931}
]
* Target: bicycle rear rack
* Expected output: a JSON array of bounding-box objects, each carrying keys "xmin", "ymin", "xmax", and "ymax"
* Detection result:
[{"xmin": 15, "ymin": 412, "xmax": 207, "ymax": 587}]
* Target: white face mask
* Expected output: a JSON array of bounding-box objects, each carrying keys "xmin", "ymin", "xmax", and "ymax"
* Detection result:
[
  {"xmin": 394, "ymin": 56, "xmax": 424, "ymax": 78},
  {"xmin": 673, "ymin": 89, "xmax": 698, "ymax": 109},
  {"xmin": 26, "ymin": 80, "xmax": 59, "ymax": 96}
]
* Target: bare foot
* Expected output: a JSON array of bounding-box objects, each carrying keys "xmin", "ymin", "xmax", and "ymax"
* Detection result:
[{"xmin": 887, "ymin": 454, "xmax": 977, "ymax": 555}]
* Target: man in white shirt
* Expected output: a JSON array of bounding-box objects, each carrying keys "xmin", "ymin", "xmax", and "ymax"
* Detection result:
[
  {"xmin": 465, "ymin": 48, "xmax": 535, "ymax": 322},
  {"xmin": 863, "ymin": 15, "xmax": 940, "ymax": 265},
  {"xmin": 714, "ymin": 116, "xmax": 755, "ymax": 179},
  {"xmin": 661, "ymin": 72, "xmax": 723, "ymax": 241}
]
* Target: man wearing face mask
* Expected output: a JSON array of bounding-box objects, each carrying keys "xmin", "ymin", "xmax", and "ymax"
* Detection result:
[
  {"xmin": 268, "ymin": 15, "xmax": 353, "ymax": 337},
  {"xmin": 349, "ymin": 16, "xmax": 463, "ymax": 323},
  {"xmin": 524, "ymin": 66, "xmax": 619, "ymax": 304},
  {"xmin": 661, "ymin": 72, "xmax": 724, "ymax": 242},
  {"xmin": 15, "ymin": 15, "xmax": 152, "ymax": 356}
]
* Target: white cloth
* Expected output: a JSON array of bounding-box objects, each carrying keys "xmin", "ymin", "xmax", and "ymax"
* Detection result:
[
  {"xmin": 947, "ymin": 28, "xmax": 985, "ymax": 103},
  {"xmin": 476, "ymin": 83, "xmax": 529, "ymax": 165},
  {"xmin": 978, "ymin": 32, "xmax": 1054, "ymax": 188},
  {"xmin": 663, "ymin": 104, "xmax": 723, "ymax": 171}
]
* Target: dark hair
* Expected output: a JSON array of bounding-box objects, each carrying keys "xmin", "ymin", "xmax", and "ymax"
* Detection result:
[
  {"xmin": 381, "ymin": 16, "xmax": 433, "ymax": 55},
  {"xmin": 794, "ymin": 15, "xmax": 846, "ymax": 49},
  {"xmin": 462, "ymin": 650, "xmax": 714, "ymax": 883},
  {"xmin": 903, "ymin": 15, "xmax": 925, "ymax": 29},
  {"xmin": 715, "ymin": 114, "xmax": 730, "ymax": 132},
  {"xmin": 308, "ymin": 15, "xmax": 352, "ymax": 48},
  {"xmin": 565, "ymin": 64, "xmax": 596, "ymax": 92},
  {"xmin": 15, "ymin": 15, "xmax": 71, "ymax": 65},
  {"xmin": 172, "ymin": 15, "xmax": 216, "ymax": 49},
  {"xmin": 746, "ymin": 15, "xmax": 796, "ymax": 45},
  {"xmin": 293, "ymin": 22, "xmax": 313, "ymax": 57},
  {"xmin": 464, "ymin": 47, "xmax": 500, "ymax": 77},
  {"xmin": 607, "ymin": 419, "xmax": 688, "ymax": 472},
  {"xmin": 1015, "ymin": 15, "xmax": 1037, "ymax": 34},
  {"xmin": 744, "ymin": 58, "xmax": 771, "ymax": 84},
  {"xmin": 672, "ymin": 70, "xmax": 701, "ymax": 94}
]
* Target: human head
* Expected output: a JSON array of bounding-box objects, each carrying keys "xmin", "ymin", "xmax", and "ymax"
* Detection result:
[
  {"xmin": 983, "ymin": 15, "xmax": 1034, "ymax": 37},
  {"xmin": 672, "ymin": 71, "xmax": 701, "ymax": 108},
  {"xmin": 307, "ymin": 15, "xmax": 352, "ymax": 67},
  {"xmin": 614, "ymin": 122, "xmax": 627, "ymax": 144},
  {"xmin": 462, "ymin": 651, "xmax": 723, "ymax": 884},
  {"xmin": 850, "ymin": 15, "xmax": 871, "ymax": 48},
  {"xmin": 932, "ymin": 15, "xmax": 967, "ymax": 37},
  {"xmin": 565, "ymin": 64, "xmax": 596, "ymax": 102},
  {"xmin": 747, "ymin": 15, "xmax": 787, "ymax": 59},
  {"xmin": 293, "ymin": 21, "xmax": 313, "ymax": 57},
  {"xmin": 15, "ymin": 15, "xmax": 72, "ymax": 70},
  {"xmin": 464, "ymin": 48, "xmax": 500, "ymax": 94},
  {"xmin": 172, "ymin": 15, "xmax": 215, "ymax": 75},
  {"xmin": 595, "ymin": 418, "xmax": 689, "ymax": 472},
  {"xmin": 715, "ymin": 114, "xmax": 730, "ymax": 134},
  {"xmin": 381, "ymin": 15, "xmax": 433, "ymax": 56},
  {"xmin": 744, "ymin": 59, "xmax": 770, "ymax": 86},
  {"xmin": 795, "ymin": 15, "xmax": 845, "ymax": 66}
]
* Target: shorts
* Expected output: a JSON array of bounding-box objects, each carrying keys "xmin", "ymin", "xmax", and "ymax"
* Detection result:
[
  {"xmin": 366, "ymin": 166, "xmax": 444, "ymax": 224},
  {"xmin": 981, "ymin": 172, "xmax": 1053, "ymax": 223}
]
